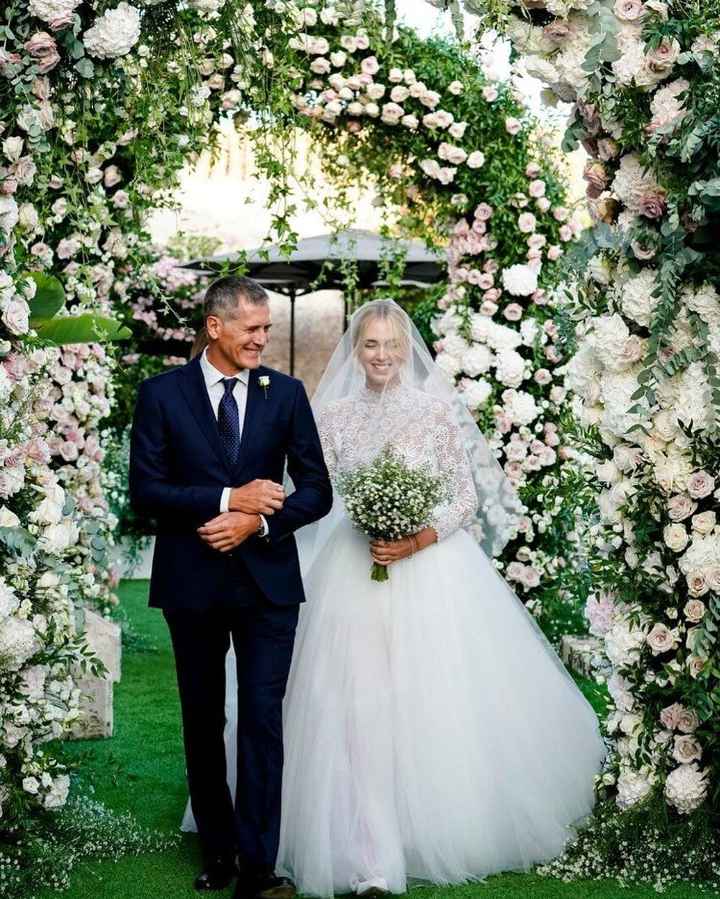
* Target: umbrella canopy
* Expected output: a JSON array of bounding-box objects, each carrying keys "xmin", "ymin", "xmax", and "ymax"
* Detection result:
[{"xmin": 182, "ymin": 228, "xmax": 446, "ymax": 293}]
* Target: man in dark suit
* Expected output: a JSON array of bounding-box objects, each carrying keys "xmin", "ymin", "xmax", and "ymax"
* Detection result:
[{"xmin": 129, "ymin": 276, "xmax": 333, "ymax": 898}]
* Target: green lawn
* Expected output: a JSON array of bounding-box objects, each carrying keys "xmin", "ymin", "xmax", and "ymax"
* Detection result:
[{"xmin": 39, "ymin": 581, "xmax": 706, "ymax": 899}]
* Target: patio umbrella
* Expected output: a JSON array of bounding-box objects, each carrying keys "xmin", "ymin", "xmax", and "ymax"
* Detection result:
[{"xmin": 183, "ymin": 229, "xmax": 445, "ymax": 375}]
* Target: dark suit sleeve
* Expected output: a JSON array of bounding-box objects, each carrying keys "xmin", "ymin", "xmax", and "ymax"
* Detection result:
[
  {"xmin": 266, "ymin": 382, "xmax": 333, "ymax": 544},
  {"xmin": 129, "ymin": 379, "xmax": 224, "ymax": 521}
]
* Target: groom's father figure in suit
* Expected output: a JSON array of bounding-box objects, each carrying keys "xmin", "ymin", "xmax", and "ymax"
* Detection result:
[{"xmin": 130, "ymin": 276, "xmax": 332, "ymax": 897}]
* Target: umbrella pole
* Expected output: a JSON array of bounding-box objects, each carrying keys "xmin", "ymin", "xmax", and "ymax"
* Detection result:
[{"xmin": 289, "ymin": 286, "xmax": 296, "ymax": 377}]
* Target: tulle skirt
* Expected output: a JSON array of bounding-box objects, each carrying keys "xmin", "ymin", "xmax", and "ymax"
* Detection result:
[
  {"xmin": 183, "ymin": 518, "xmax": 606, "ymax": 896},
  {"xmin": 277, "ymin": 518, "xmax": 605, "ymax": 895}
]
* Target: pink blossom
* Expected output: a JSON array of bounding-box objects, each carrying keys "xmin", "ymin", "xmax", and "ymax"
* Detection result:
[
  {"xmin": 24, "ymin": 32, "xmax": 60, "ymax": 74},
  {"xmin": 361, "ymin": 56, "xmax": 379, "ymax": 76},
  {"xmin": 504, "ymin": 303, "xmax": 523, "ymax": 321},
  {"xmin": 660, "ymin": 702, "xmax": 684, "ymax": 730},
  {"xmin": 638, "ymin": 189, "xmax": 668, "ymax": 220},
  {"xmin": 480, "ymin": 300, "xmax": 498, "ymax": 316},
  {"xmin": 474, "ymin": 203, "xmax": 493, "ymax": 221},
  {"xmin": 505, "ymin": 117, "xmax": 522, "ymax": 136}
]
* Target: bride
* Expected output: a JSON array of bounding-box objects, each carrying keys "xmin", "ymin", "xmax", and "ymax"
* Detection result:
[{"xmin": 183, "ymin": 299, "xmax": 606, "ymax": 896}]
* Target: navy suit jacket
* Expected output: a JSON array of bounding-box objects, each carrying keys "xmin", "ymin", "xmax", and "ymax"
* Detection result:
[{"xmin": 129, "ymin": 357, "xmax": 333, "ymax": 610}]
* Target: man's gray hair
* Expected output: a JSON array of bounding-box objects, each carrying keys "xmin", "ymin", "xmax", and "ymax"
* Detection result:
[{"xmin": 203, "ymin": 275, "xmax": 268, "ymax": 320}]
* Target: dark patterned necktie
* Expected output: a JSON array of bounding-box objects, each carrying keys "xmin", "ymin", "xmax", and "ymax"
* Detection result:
[{"xmin": 218, "ymin": 377, "xmax": 240, "ymax": 467}]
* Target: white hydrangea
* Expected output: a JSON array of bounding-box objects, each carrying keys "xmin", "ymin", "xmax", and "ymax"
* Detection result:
[
  {"xmin": 486, "ymin": 322, "xmax": 522, "ymax": 352},
  {"xmin": 683, "ymin": 283, "xmax": 720, "ymax": 325},
  {"xmin": 616, "ymin": 766, "xmax": 656, "ymax": 809},
  {"xmin": 664, "ymin": 763, "xmax": 708, "ymax": 814},
  {"xmin": 0, "ymin": 578, "xmax": 20, "ymax": 618},
  {"xmin": 442, "ymin": 333, "xmax": 470, "ymax": 358},
  {"xmin": 620, "ymin": 269, "xmax": 657, "ymax": 327},
  {"xmin": 0, "ymin": 196, "xmax": 19, "ymax": 235},
  {"xmin": 83, "ymin": 2, "xmax": 141, "ymax": 59},
  {"xmin": 504, "ymin": 390, "xmax": 540, "ymax": 426},
  {"xmin": 434, "ymin": 351, "xmax": 462, "ymax": 380},
  {"xmin": 520, "ymin": 318, "xmax": 539, "ymax": 346},
  {"xmin": 591, "ymin": 314, "xmax": 631, "ymax": 371},
  {"xmin": 495, "ymin": 349, "xmax": 525, "ymax": 388},
  {"xmin": 462, "ymin": 378, "xmax": 492, "ymax": 411},
  {"xmin": 649, "ymin": 79, "xmax": 689, "ymax": 132},
  {"xmin": 678, "ymin": 534, "xmax": 720, "ymax": 576},
  {"xmin": 611, "ymin": 153, "xmax": 661, "ymax": 214},
  {"xmin": 675, "ymin": 363, "xmax": 712, "ymax": 432},
  {"xmin": 605, "ymin": 618, "xmax": 646, "ymax": 667},
  {"xmin": 0, "ymin": 618, "xmax": 40, "ymax": 671},
  {"xmin": 502, "ymin": 263, "xmax": 538, "ymax": 297},
  {"xmin": 461, "ymin": 344, "xmax": 493, "ymax": 377},
  {"xmin": 28, "ymin": 0, "xmax": 82, "ymax": 24},
  {"xmin": 44, "ymin": 774, "xmax": 70, "ymax": 809},
  {"xmin": 187, "ymin": 0, "xmax": 226, "ymax": 18}
]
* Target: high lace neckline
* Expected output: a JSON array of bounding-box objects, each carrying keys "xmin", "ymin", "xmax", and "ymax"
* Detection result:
[{"xmin": 358, "ymin": 379, "xmax": 408, "ymax": 403}]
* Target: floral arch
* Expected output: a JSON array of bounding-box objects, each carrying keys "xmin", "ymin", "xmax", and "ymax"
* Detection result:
[{"xmin": 0, "ymin": 0, "xmax": 592, "ymax": 890}]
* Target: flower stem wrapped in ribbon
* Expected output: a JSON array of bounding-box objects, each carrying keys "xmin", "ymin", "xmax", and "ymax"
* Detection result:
[{"xmin": 337, "ymin": 446, "xmax": 447, "ymax": 582}]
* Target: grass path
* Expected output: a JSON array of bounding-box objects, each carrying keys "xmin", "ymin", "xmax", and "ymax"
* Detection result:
[{"xmin": 38, "ymin": 581, "xmax": 705, "ymax": 899}]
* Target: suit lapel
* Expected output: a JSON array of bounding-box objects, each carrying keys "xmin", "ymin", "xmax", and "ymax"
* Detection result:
[{"xmin": 178, "ymin": 356, "xmax": 231, "ymax": 476}]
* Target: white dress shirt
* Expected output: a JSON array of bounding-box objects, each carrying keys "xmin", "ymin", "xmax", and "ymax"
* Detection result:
[{"xmin": 200, "ymin": 349, "xmax": 268, "ymax": 536}]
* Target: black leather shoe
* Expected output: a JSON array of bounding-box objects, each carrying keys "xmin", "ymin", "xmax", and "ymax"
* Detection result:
[
  {"xmin": 256, "ymin": 875, "xmax": 297, "ymax": 899},
  {"xmin": 195, "ymin": 856, "xmax": 239, "ymax": 891},
  {"xmin": 235, "ymin": 873, "xmax": 296, "ymax": 899}
]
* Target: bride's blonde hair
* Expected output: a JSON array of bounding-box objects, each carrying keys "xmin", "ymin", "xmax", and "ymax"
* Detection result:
[{"xmin": 351, "ymin": 300, "xmax": 412, "ymax": 358}]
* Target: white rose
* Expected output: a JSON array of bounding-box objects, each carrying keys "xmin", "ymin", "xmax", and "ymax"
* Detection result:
[
  {"xmin": 684, "ymin": 599, "xmax": 706, "ymax": 622},
  {"xmin": 664, "ymin": 523, "xmax": 689, "ymax": 552},
  {"xmin": 1, "ymin": 297, "xmax": 30, "ymax": 336},
  {"xmin": 687, "ymin": 470, "xmax": 715, "ymax": 499},
  {"xmin": 692, "ymin": 511, "xmax": 716, "ymax": 534},
  {"xmin": 646, "ymin": 622, "xmax": 680, "ymax": 655},
  {"xmin": 23, "ymin": 776, "xmax": 40, "ymax": 795},
  {"xmin": 466, "ymin": 151, "xmax": 485, "ymax": 169}
]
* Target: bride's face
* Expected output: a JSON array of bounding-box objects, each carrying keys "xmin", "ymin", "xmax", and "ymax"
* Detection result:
[{"xmin": 357, "ymin": 316, "xmax": 406, "ymax": 390}]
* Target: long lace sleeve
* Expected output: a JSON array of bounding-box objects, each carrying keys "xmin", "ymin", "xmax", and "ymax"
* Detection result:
[
  {"xmin": 316, "ymin": 406, "xmax": 339, "ymax": 486},
  {"xmin": 428, "ymin": 401, "xmax": 479, "ymax": 541}
]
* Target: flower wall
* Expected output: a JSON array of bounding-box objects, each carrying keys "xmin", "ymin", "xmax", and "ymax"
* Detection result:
[{"xmin": 478, "ymin": 0, "xmax": 720, "ymax": 822}]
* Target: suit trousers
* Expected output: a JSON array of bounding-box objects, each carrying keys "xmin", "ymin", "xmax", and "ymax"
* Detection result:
[{"xmin": 164, "ymin": 579, "xmax": 299, "ymax": 872}]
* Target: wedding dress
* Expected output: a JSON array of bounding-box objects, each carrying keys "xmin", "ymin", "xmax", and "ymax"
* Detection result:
[{"xmin": 182, "ymin": 300, "xmax": 606, "ymax": 896}]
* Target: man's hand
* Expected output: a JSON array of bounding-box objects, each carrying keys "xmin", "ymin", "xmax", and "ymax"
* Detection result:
[
  {"xmin": 229, "ymin": 480, "xmax": 285, "ymax": 516},
  {"xmin": 198, "ymin": 512, "xmax": 262, "ymax": 553}
]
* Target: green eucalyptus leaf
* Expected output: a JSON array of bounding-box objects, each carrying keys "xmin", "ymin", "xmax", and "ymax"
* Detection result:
[
  {"xmin": 0, "ymin": 526, "xmax": 36, "ymax": 557},
  {"xmin": 75, "ymin": 58, "xmax": 94, "ymax": 79}
]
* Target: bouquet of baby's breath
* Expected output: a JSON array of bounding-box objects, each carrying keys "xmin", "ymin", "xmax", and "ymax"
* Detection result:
[{"xmin": 337, "ymin": 446, "xmax": 447, "ymax": 582}]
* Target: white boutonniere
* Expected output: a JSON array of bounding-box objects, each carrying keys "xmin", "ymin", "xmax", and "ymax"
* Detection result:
[{"xmin": 259, "ymin": 375, "xmax": 270, "ymax": 399}]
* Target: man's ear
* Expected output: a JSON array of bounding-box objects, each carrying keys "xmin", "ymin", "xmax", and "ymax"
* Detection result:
[{"xmin": 206, "ymin": 315, "xmax": 221, "ymax": 340}]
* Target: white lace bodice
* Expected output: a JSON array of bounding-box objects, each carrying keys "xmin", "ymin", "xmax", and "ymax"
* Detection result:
[{"xmin": 316, "ymin": 384, "xmax": 478, "ymax": 541}]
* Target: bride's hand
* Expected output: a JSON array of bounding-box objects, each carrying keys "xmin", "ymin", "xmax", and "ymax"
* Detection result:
[
  {"xmin": 370, "ymin": 528, "xmax": 439, "ymax": 566},
  {"xmin": 369, "ymin": 537, "xmax": 413, "ymax": 567}
]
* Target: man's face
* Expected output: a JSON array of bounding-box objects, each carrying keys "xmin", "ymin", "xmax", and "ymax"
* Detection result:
[{"xmin": 207, "ymin": 297, "xmax": 272, "ymax": 371}]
